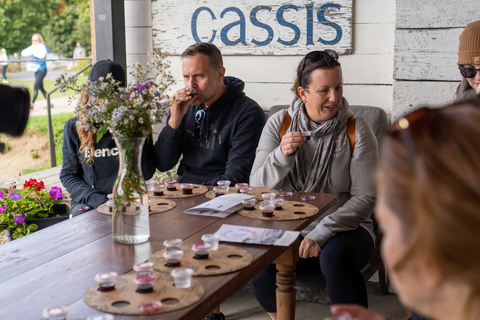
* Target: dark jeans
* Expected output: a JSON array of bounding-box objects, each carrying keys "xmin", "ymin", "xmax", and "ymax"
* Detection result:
[
  {"xmin": 250, "ymin": 227, "xmax": 374, "ymax": 312},
  {"xmin": 32, "ymin": 68, "xmax": 47, "ymax": 103},
  {"xmin": 1, "ymin": 65, "xmax": 7, "ymax": 79}
]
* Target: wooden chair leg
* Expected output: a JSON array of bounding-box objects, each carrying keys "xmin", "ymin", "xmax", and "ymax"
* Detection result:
[{"xmin": 274, "ymin": 237, "xmax": 299, "ymax": 320}]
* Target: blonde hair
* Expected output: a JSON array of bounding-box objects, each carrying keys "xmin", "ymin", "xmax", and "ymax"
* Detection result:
[
  {"xmin": 378, "ymin": 98, "xmax": 480, "ymax": 319},
  {"xmin": 76, "ymin": 91, "xmax": 96, "ymax": 165},
  {"xmin": 32, "ymin": 33, "xmax": 45, "ymax": 44}
]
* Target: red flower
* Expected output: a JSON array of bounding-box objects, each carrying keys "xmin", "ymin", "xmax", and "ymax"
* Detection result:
[{"xmin": 23, "ymin": 179, "xmax": 45, "ymax": 192}]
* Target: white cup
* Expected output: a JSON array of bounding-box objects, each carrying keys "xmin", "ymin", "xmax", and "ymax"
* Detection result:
[{"xmin": 171, "ymin": 268, "xmax": 194, "ymax": 288}]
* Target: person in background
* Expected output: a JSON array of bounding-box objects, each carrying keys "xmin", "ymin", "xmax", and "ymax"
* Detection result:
[
  {"xmin": 21, "ymin": 33, "xmax": 48, "ymax": 109},
  {"xmin": 154, "ymin": 42, "xmax": 265, "ymax": 186},
  {"xmin": 328, "ymin": 97, "xmax": 480, "ymax": 320},
  {"xmin": 249, "ymin": 50, "xmax": 378, "ymax": 319},
  {"xmin": 456, "ymin": 20, "xmax": 480, "ymax": 99},
  {"xmin": 0, "ymin": 48, "xmax": 8, "ymax": 83},
  {"xmin": 60, "ymin": 60, "xmax": 156, "ymax": 217},
  {"xmin": 73, "ymin": 42, "xmax": 85, "ymax": 68}
]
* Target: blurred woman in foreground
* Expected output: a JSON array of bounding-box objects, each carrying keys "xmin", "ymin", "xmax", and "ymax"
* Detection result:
[{"xmin": 329, "ymin": 97, "xmax": 480, "ymax": 320}]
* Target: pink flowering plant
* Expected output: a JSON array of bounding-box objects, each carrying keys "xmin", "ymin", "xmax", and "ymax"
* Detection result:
[
  {"xmin": 55, "ymin": 50, "xmax": 174, "ymax": 141},
  {"xmin": 0, "ymin": 179, "xmax": 66, "ymax": 239}
]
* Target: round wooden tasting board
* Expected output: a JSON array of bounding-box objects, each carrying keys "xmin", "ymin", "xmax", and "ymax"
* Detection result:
[
  {"xmin": 205, "ymin": 187, "xmax": 278, "ymax": 201},
  {"xmin": 84, "ymin": 272, "xmax": 204, "ymax": 315},
  {"xmin": 238, "ymin": 201, "xmax": 319, "ymax": 221},
  {"xmin": 97, "ymin": 198, "xmax": 176, "ymax": 215},
  {"xmin": 148, "ymin": 184, "xmax": 208, "ymax": 199},
  {"xmin": 151, "ymin": 244, "xmax": 252, "ymax": 276}
]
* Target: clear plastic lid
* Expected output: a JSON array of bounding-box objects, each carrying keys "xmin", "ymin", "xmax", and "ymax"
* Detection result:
[
  {"xmin": 42, "ymin": 306, "xmax": 68, "ymax": 318},
  {"xmin": 301, "ymin": 195, "xmax": 316, "ymax": 201},
  {"xmin": 171, "ymin": 267, "xmax": 194, "ymax": 278},
  {"xmin": 94, "ymin": 272, "xmax": 118, "ymax": 284},
  {"xmin": 192, "ymin": 243, "xmax": 211, "ymax": 252},
  {"xmin": 133, "ymin": 261, "xmax": 155, "ymax": 273},
  {"xmin": 163, "ymin": 238, "xmax": 183, "ymax": 248},
  {"xmin": 138, "ymin": 301, "xmax": 162, "ymax": 313}
]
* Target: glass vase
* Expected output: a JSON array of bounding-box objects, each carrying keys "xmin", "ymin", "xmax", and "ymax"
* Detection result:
[{"xmin": 112, "ymin": 137, "xmax": 150, "ymax": 244}]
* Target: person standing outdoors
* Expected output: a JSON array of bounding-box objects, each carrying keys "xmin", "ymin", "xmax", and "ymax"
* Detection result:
[
  {"xmin": 456, "ymin": 20, "xmax": 480, "ymax": 99},
  {"xmin": 21, "ymin": 33, "xmax": 48, "ymax": 109},
  {"xmin": 0, "ymin": 48, "xmax": 8, "ymax": 83}
]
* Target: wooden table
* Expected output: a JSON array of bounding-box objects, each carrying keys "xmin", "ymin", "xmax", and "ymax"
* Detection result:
[{"xmin": 0, "ymin": 190, "xmax": 336, "ymax": 320}]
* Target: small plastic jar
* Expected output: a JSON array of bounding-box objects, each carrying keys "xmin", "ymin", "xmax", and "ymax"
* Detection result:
[
  {"xmin": 42, "ymin": 306, "xmax": 68, "ymax": 320},
  {"xmin": 278, "ymin": 191, "xmax": 293, "ymax": 198},
  {"xmin": 134, "ymin": 273, "xmax": 156, "ymax": 293},
  {"xmin": 171, "ymin": 268, "xmax": 194, "ymax": 288},
  {"xmin": 213, "ymin": 186, "xmax": 227, "ymax": 197},
  {"xmin": 133, "ymin": 261, "xmax": 155, "ymax": 275},
  {"xmin": 261, "ymin": 192, "xmax": 277, "ymax": 205},
  {"xmin": 301, "ymin": 195, "xmax": 316, "ymax": 201},
  {"xmin": 235, "ymin": 183, "xmax": 249, "ymax": 193},
  {"xmin": 181, "ymin": 183, "xmax": 194, "ymax": 195},
  {"xmin": 201, "ymin": 234, "xmax": 220, "ymax": 250},
  {"xmin": 192, "ymin": 243, "xmax": 211, "ymax": 259},
  {"xmin": 106, "ymin": 199, "xmax": 113, "ymax": 213},
  {"xmin": 153, "ymin": 184, "xmax": 165, "ymax": 196},
  {"xmin": 217, "ymin": 180, "xmax": 231, "ymax": 191},
  {"xmin": 240, "ymin": 187, "xmax": 255, "ymax": 195},
  {"xmin": 303, "ymin": 130, "xmax": 312, "ymax": 140},
  {"xmin": 260, "ymin": 204, "xmax": 275, "ymax": 217},
  {"xmin": 165, "ymin": 179, "xmax": 178, "ymax": 191},
  {"xmin": 138, "ymin": 301, "xmax": 162, "ymax": 313},
  {"xmin": 271, "ymin": 198, "xmax": 284, "ymax": 210},
  {"xmin": 163, "ymin": 238, "xmax": 183, "ymax": 251},
  {"xmin": 163, "ymin": 249, "xmax": 184, "ymax": 267},
  {"xmin": 94, "ymin": 272, "xmax": 118, "ymax": 292},
  {"xmin": 86, "ymin": 315, "xmax": 114, "ymax": 320},
  {"xmin": 146, "ymin": 180, "xmax": 155, "ymax": 192},
  {"xmin": 188, "ymin": 87, "xmax": 197, "ymax": 96},
  {"xmin": 241, "ymin": 198, "xmax": 257, "ymax": 210}
]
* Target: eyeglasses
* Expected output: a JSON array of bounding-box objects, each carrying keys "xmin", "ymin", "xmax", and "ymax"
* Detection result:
[
  {"xmin": 299, "ymin": 50, "xmax": 339, "ymax": 78},
  {"xmin": 193, "ymin": 108, "xmax": 205, "ymax": 139},
  {"xmin": 459, "ymin": 66, "xmax": 480, "ymax": 78}
]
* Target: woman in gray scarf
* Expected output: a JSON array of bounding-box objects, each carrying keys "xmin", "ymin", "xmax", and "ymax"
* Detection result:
[{"xmin": 249, "ymin": 50, "xmax": 378, "ymax": 319}]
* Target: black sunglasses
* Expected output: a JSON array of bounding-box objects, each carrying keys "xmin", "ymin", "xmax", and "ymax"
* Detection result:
[
  {"xmin": 299, "ymin": 50, "xmax": 339, "ymax": 78},
  {"xmin": 459, "ymin": 66, "xmax": 480, "ymax": 78},
  {"xmin": 193, "ymin": 108, "xmax": 205, "ymax": 139}
]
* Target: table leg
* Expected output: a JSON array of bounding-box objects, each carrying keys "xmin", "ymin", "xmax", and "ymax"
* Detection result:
[{"xmin": 274, "ymin": 237, "xmax": 299, "ymax": 320}]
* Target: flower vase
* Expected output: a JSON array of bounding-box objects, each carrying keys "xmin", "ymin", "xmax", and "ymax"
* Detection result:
[{"xmin": 112, "ymin": 137, "xmax": 149, "ymax": 244}]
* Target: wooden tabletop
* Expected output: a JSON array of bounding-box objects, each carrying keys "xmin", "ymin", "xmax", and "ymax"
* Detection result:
[{"xmin": 0, "ymin": 189, "xmax": 337, "ymax": 320}]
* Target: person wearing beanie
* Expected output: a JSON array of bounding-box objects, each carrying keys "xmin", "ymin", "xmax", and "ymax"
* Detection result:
[
  {"xmin": 60, "ymin": 60, "xmax": 156, "ymax": 217},
  {"xmin": 456, "ymin": 20, "xmax": 480, "ymax": 100}
]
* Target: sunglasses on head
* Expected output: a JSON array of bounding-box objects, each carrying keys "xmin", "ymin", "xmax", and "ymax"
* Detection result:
[
  {"xmin": 299, "ymin": 49, "xmax": 339, "ymax": 78},
  {"xmin": 458, "ymin": 66, "xmax": 480, "ymax": 78}
]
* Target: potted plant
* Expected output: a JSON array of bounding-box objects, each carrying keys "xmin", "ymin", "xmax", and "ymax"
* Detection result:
[{"xmin": 0, "ymin": 178, "xmax": 68, "ymax": 240}]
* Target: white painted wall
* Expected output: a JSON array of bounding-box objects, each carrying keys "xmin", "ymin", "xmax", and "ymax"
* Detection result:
[{"xmin": 150, "ymin": 0, "xmax": 395, "ymax": 119}]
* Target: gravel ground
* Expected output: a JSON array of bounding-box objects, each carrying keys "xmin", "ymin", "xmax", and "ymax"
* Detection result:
[{"xmin": 0, "ymin": 230, "xmax": 8, "ymax": 244}]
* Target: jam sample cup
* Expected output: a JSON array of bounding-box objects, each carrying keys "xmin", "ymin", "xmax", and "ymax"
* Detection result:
[
  {"xmin": 240, "ymin": 187, "xmax": 255, "ymax": 195},
  {"xmin": 94, "ymin": 272, "xmax": 118, "ymax": 292},
  {"xmin": 271, "ymin": 198, "xmax": 284, "ymax": 210},
  {"xmin": 192, "ymin": 243, "xmax": 211, "ymax": 259},
  {"xmin": 188, "ymin": 87, "xmax": 197, "ymax": 96},
  {"xmin": 303, "ymin": 130, "xmax": 312, "ymax": 140},
  {"xmin": 153, "ymin": 184, "xmax": 165, "ymax": 196},
  {"xmin": 171, "ymin": 268, "xmax": 194, "ymax": 288},
  {"xmin": 262, "ymin": 192, "xmax": 277, "ymax": 205},
  {"xmin": 43, "ymin": 306, "xmax": 68, "ymax": 320},
  {"xmin": 278, "ymin": 191, "xmax": 293, "ymax": 197},
  {"xmin": 235, "ymin": 183, "xmax": 249, "ymax": 193},
  {"xmin": 260, "ymin": 204, "xmax": 275, "ymax": 217},
  {"xmin": 87, "ymin": 315, "xmax": 114, "ymax": 320},
  {"xmin": 165, "ymin": 179, "xmax": 178, "ymax": 191},
  {"xmin": 201, "ymin": 234, "xmax": 220, "ymax": 250},
  {"xmin": 164, "ymin": 238, "xmax": 183, "ymax": 251},
  {"xmin": 241, "ymin": 198, "xmax": 257, "ymax": 210},
  {"xmin": 106, "ymin": 199, "xmax": 113, "ymax": 213},
  {"xmin": 146, "ymin": 180, "xmax": 155, "ymax": 192},
  {"xmin": 181, "ymin": 183, "xmax": 194, "ymax": 195},
  {"xmin": 217, "ymin": 180, "xmax": 231, "ymax": 191},
  {"xmin": 138, "ymin": 301, "xmax": 162, "ymax": 313},
  {"xmin": 301, "ymin": 195, "xmax": 316, "ymax": 201},
  {"xmin": 133, "ymin": 261, "xmax": 155, "ymax": 275},
  {"xmin": 213, "ymin": 186, "xmax": 227, "ymax": 197},
  {"xmin": 163, "ymin": 249, "xmax": 184, "ymax": 267},
  {"xmin": 134, "ymin": 273, "xmax": 156, "ymax": 293}
]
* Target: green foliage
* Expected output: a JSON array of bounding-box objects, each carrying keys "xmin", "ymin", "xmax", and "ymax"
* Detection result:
[{"xmin": 30, "ymin": 152, "xmax": 39, "ymax": 159}]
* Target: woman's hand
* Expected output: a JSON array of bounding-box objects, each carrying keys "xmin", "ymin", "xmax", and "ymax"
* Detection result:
[
  {"xmin": 299, "ymin": 237, "xmax": 320, "ymax": 258},
  {"xmin": 280, "ymin": 131, "xmax": 306, "ymax": 156},
  {"xmin": 168, "ymin": 87, "xmax": 196, "ymax": 130},
  {"xmin": 324, "ymin": 305, "xmax": 387, "ymax": 320}
]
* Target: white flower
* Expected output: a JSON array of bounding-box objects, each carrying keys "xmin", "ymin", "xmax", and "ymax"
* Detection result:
[{"xmin": 138, "ymin": 118, "xmax": 144, "ymax": 124}]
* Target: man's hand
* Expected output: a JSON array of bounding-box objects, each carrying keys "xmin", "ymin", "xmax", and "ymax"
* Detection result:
[
  {"xmin": 168, "ymin": 87, "xmax": 197, "ymax": 130},
  {"xmin": 299, "ymin": 237, "xmax": 320, "ymax": 258},
  {"xmin": 280, "ymin": 131, "xmax": 306, "ymax": 156}
]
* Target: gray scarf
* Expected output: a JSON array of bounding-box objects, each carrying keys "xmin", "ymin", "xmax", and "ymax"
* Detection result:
[{"xmin": 287, "ymin": 97, "xmax": 350, "ymax": 193}]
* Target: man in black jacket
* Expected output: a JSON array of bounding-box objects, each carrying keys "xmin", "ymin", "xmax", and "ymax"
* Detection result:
[{"xmin": 154, "ymin": 43, "xmax": 265, "ymax": 186}]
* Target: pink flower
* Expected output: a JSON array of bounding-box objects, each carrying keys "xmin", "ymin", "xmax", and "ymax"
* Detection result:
[
  {"xmin": 14, "ymin": 214, "xmax": 26, "ymax": 225},
  {"xmin": 0, "ymin": 205, "xmax": 6, "ymax": 213}
]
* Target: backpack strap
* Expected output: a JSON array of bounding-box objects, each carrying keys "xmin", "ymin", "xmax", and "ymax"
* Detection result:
[
  {"xmin": 279, "ymin": 112, "xmax": 357, "ymax": 152},
  {"xmin": 279, "ymin": 111, "xmax": 292, "ymax": 141},
  {"xmin": 347, "ymin": 115, "xmax": 356, "ymax": 151}
]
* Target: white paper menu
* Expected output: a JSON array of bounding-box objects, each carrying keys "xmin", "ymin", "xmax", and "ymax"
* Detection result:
[
  {"xmin": 214, "ymin": 224, "xmax": 300, "ymax": 246},
  {"xmin": 184, "ymin": 193, "xmax": 253, "ymax": 218}
]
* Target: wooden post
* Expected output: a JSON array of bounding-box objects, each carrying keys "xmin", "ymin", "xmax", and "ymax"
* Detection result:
[{"xmin": 274, "ymin": 237, "xmax": 299, "ymax": 320}]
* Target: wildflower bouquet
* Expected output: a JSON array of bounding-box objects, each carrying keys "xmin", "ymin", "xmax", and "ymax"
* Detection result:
[
  {"xmin": 0, "ymin": 179, "xmax": 66, "ymax": 240},
  {"xmin": 55, "ymin": 50, "xmax": 174, "ymax": 141}
]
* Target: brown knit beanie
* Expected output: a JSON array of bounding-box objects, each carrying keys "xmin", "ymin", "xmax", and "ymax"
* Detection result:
[{"xmin": 458, "ymin": 20, "xmax": 480, "ymax": 65}]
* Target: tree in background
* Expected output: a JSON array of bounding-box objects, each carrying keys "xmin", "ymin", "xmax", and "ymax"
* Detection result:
[{"xmin": 0, "ymin": 0, "xmax": 90, "ymax": 57}]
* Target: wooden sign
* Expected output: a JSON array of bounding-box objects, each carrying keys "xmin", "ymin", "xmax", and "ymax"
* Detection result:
[{"xmin": 152, "ymin": 0, "xmax": 353, "ymax": 55}]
